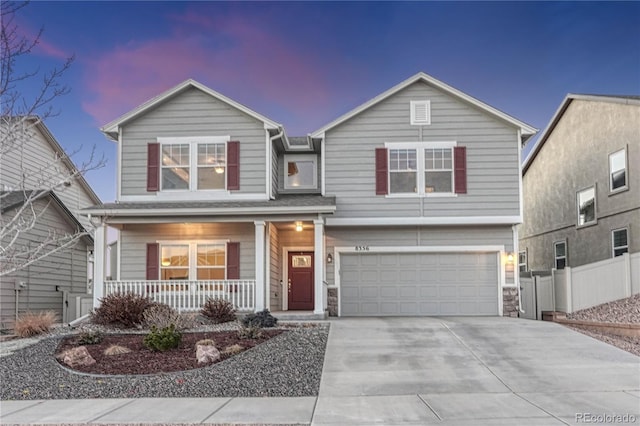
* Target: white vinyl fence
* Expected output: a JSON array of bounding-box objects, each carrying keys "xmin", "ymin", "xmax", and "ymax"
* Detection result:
[{"xmin": 520, "ymin": 252, "xmax": 639, "ymax": 317}]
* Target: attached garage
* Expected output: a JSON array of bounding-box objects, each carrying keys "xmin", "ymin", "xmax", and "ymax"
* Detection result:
[{"xmin": 339, "ymin": 251, "xmax": 499, "ymax": 316}]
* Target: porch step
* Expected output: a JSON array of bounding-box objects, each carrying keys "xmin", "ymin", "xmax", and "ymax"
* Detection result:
[{"xmin": 271, "ymin": 311, "xmax": 328, "ymax": 321}]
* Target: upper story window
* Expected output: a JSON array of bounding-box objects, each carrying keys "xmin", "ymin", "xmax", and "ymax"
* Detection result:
[
  {"xmin": 577, "ymin": 186, "xmax": 596, "ymax": 226},
  {"xmin": 410, "ymin": 100, "xmax": 431, "ymax": 125},
  {"xmin": 158, "ymin": 136, "xmax": 229, "ymax": 191},
  {"xmin": 612, "ymin": 228, "xmax": 628, "ymax": 257},
  {"xmin": 554, "ymin": 241, "xmax": 566, "ymax": 270},
  {"xmin": 386, "ymin": 142, "xmax": 456, "ymax": 196},
  {"xmin": 284, "ymin": 154, "xmax": 317, "ymax": 189},
  {"xmin": 609, "ymin": 148, "xmax": 627, "ymax": 193}
]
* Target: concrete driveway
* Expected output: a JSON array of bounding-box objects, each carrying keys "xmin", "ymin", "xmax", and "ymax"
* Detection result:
[{"xmin": 312, "ymin": 317, "xmax": 640, "ymax": 425}]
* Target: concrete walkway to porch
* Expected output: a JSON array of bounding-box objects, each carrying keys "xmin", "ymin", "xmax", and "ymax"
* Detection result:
[{"xmin": 1, "ymin": 317, "xmax": 639, "ymax": 425}]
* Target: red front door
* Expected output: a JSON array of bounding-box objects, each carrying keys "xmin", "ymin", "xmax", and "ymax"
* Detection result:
[{"xmin": 288, "ymin": 252, "xmax": 314, "ymax": 310}]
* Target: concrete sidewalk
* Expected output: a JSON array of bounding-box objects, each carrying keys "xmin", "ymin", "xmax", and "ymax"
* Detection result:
[{"xmin": 1, "ymin": 317, "xmax": 639, "ymax": 425}]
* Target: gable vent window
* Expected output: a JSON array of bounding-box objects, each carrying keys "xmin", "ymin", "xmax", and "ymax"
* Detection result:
[{"xmin": 410, "ymin": 100, "xmax": 431, "ymax": 126}]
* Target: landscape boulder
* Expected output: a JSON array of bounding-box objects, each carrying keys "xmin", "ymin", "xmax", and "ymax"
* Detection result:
[
  {"xmin": 196, "ymin": 343, "xmax": 220, "ymax": 364},
  {"xmin": 58, "ymin": 346, "xmax": 96, "ymax": 367}
]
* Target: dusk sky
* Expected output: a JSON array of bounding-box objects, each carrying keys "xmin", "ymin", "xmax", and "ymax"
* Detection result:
[{"xmin": 12, "ymin": 1, "xmax": 640, "ymax": 203}]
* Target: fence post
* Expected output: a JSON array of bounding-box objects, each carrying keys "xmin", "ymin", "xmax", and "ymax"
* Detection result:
[
  {"xmin": 565, "ymin": 267, "xmax": 573, "ymax": 313},
  {"xmin": 623, "ymin": 253, "xmax": 632, "ymax": 298}
]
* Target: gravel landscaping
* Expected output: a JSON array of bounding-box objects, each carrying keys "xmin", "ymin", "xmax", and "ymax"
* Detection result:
[
  {"xmin": 564, "ymin": 294, "xmax": 640, "ymax": 357},
  {"xmin": 0, "ymin": 322, "xmax": 329, "ymax": 401}
]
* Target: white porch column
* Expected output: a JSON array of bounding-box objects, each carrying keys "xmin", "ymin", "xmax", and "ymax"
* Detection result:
[
  {"xmin": 254, "ymin": 221, "xmax": 266, "ymax": 311},
  {"xmin": 92, "ymin": 222, "xmax": 107, "ymax": 308},
  {"xmin": 313, "ymin": 219, "xmax": 325, "ymax": 315}
]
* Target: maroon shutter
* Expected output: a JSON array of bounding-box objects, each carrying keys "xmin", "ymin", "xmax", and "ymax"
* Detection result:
[
  {"xmin": 375, "ymin": 148, "xmax": 388, "ymax": 195},
  {"xmin": 146, "ymin": 243, "xmax": 159, "ymax": 280},
  {"xmin": 227, "ymin": 141, "xmax": 240, "ymax": 190},
  {"xmin": 226, "ymin": 242, "xmax": 240, "ymax": 279},
  {"xmin": 454, "ymin": 146, "xmax": 467, "ymax": 194},
  {"xmin": 147, "ymin": 143, "xmax": 160, "ymax": 191}
]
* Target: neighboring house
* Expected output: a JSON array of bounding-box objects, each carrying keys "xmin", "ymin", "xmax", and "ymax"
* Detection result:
[
  {"xmin": 520, "ymin": 94, "xmax": 640, "ymax": 273},
  {"xmin": 85, "ymin": 72, "xmax": 536, "ymax": 317},
  {"xmin": 0, "ymin": 118, "xmax": 101, "ymax": 329}
]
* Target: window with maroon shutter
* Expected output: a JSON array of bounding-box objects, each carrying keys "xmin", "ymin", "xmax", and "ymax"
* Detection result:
[
  {"xmin": 227, "ymin": 141, "xmax": 240, "ymax": 190},
  {"xmin": 147, "ymin": 143, "xmax": 160, "ymax": 191},
  {"xmin": 375, "ymin": 148, "xmax": 388, "ymax": 195},
  {"xmin": 146, "ymin": 243, "xmax": 159, "ymax": 281},
  {"xmin": 454, "ymin": 146, "xmax": 467, "ymax": 194}
]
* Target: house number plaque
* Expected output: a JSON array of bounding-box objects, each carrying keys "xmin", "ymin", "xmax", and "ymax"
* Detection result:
[{"xmin": 355, "ymin": 246, "xmax": 370, "ymax": 251}]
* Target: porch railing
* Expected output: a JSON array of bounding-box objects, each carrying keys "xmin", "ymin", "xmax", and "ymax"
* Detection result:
[{"xmin": 103, "ymin": 280, "xmax": 255, "ymax": 312}]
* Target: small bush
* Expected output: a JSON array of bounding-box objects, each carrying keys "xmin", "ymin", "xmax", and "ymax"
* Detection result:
[
  {"xmin": 91, "ymin": 292, "xmax": 154, "ymax": 329},
  {"xmin": 237, "ymin": 325, "xmax": 263, "ymax": 339},
  {"xmin": 223, "ymin": 343, "xmax": 244, "ymax": 355},
  {"xmin": 143, "ymin": 304, "xmax": 194, "ymax": 331},
  {"xmin": 14, "ymin": 311, "xmax": 57, "ymax": 338},
  {"xmin": 143, "ymin": 324, "xmax": 182, "ymax": 352},
  {"xmin": 104, "ymin": 345, "xmax": 131, "ymax": 356},
  {"xmin": 241, "ymin": 309, "xmax": 278, "ymax": 328},
  {"xmin": 201, "ymin": 298, "xmax": 236, "ymax": 324},
  {"xmin": 78, "ymin": 331, "xmax": 103, "ymax": 345}
]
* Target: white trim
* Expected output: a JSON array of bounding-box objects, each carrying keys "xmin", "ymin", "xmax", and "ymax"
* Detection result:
[
  {"xmin": 157, "ymin": 136, "xmax": 230, "ymax": 144},
  {"xmin": 92, "ymin": 223, "xmax": 107, "ymax": 308},
  {"xmin": 576, "ymin": 184, "xmax": 597, "ymax": 227},
  {"xmin": 116, "ymin": 228, "xmax": 121, "ymax": 281},
  {"xmin": 320, "ymin": 137, "xmax": 326, "ymax": 196},
  {"xmin": 101, "ymin": 79, "xmax": 280, "ymax": 140},
  {"xmin": 265, "ymin": 222, "xmax": 271, "ymax": 311},
  {"xmin": 554, "ymin": 240, "xmax": 567, "ymax": 269},
  {"xmin": 118, "ymin": 193, "xmax": 270, "ymax": 202},
  {"xmin": 410, "ymin": 100, "xmax": 431, "ymax": 126},
  {"xmin": 313, "ymin": 219, "xmax": 325, "ymax": 315},
  {"xmin": 333, "ymin": 245, "xmax": 506, "ymax": 317},
  {"xmin": 266, "ymin": 130, "xmax": 272, "ymax": 200},
  {"xmin": 117, "ymin": 127, "xmax": 122, "ymax": 200},
  {"xmin": 282, "ymin": 246, "xmax": 314, "ymax": 311},
  {"xmin": 611, "ymin": 227, "xmax": 629, "ymax": 257},
  {"xmin": 325, "ymin": 216, "xmax": 522, "ymax": 226},
  {"xmin": 283, "ymin": 154, "xmax": 318, "ymax": 190},
  {"xmin": 254, "ymin": 221, "xmax": 266, "ymax": 311},
  {"xmin": 608, "ymin": 147, "xmax": 628, "ymax": 194},
  {"xmin": 517, "ymin": 129, "xmax": 523, "ymax": 219},
  {"xmin": 311, "ymin": 72, "xmax": 537, "ymax": 138},
  {"xmin": 86, "ymin": 204, "xmax": 337, "ymax": 217}
]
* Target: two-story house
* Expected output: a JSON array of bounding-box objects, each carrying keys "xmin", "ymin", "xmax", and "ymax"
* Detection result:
[
  {"xmin": 520, "ymin": 94, "xmax": 639, "ymax": 272},
  {"xmin": 85, "ymin": 72, "xmax": 536, "ymax": 317},
  {"xmin": 1, "ymin": 118, "xmax": 101, "ymax": 329}
]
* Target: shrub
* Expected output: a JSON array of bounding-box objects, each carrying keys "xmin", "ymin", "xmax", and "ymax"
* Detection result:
[
  {"xmin": 78, "ymin": 331, "xmax": 103, "ymax": 345},
  {"xmin": 241, "ymin": 309, "xmax": 278, "ymax": 328},
  {"xmin": 14, "ymin": 311, "xmax": 57, "ymax": 338},
  {"xmin": 104, "ymin": 345, "xmax": 131, "ymax": 356},
  {"xmin": 143, "ymin": 324, "xmax": 182, "ymax": 352},
  {"xmin": 223, "ymin": 344, "xmax": 244, "ymax": 355},
  {"xmin": 143, "ymin": 304, "xmax": 194, "ymax": 331},
  {"xmin": 91, "ymin": 292, "xmax": 154, "ymax": 329},
  {"xmin": 201, "ymin": 298, "xmax": 236, "ymax": 324},
  {"xmin": 237, "ymin": 325, "xmax": 263, "ymax": 339}
]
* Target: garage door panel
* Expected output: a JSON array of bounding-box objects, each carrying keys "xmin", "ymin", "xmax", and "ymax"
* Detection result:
[{"xmin": 340, "ymin": 252, "xmax": 499, "ymax": 316}]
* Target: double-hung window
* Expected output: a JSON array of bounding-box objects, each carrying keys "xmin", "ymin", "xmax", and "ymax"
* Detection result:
[
  {"xmin": 612, "ymin": 228, "xmax": 629, "ymax": 257},
  {"xmin": 554, "ymin": 241, "xmax": 566, "ymax": 270},
  {"xmin": 159, "ymin": 136, "xmax": 229, "ymax": 191},
  {"xmin": 160, "ymin": 241, "xmax": 226, "ymax": 281},
  {"xmin": 387, "ymin": 142, "xmax": 456, "ymax": 196},
  {"xmin": 577, "ymin": 186, "xmax": 596, "ymax": 226},
  {"xmin": 518, "ymin": 250, "xmax": 527, "ymax": 273},
  {"xmin": 609, "ymin": 148, "xmax": 627, "ymax": 193}
]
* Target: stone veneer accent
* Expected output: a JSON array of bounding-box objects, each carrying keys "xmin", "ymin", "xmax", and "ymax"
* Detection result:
[
  {"xmin": 327, "ymin": 288, "xmax": 338, "ymax": 317},
  {"xmin": 502, "ymin": 287, "xmax": 519, "ymax": 317}
]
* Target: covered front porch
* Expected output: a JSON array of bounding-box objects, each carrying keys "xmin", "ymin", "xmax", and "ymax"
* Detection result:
[{"xmin": 87, "ymin": 197, "xmax": 335, "ymax": 316}]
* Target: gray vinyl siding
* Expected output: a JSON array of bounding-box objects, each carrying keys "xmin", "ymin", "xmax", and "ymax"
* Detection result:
[
  {"xmin": 325, "ymin": 225, "xmax": 514, "ymax": 287},
  {"xmin": 118, "ymin": 223, "xmax": 255, "ymax": 281},
  {"xmin": 0, "ymin": 198, "xmax": 88, "ymax": 329},
  {"xmin": 520, "ymin": 100, "xmax": 640, "ymax": 270},
  {"xmin": 277, "ymin": 153, "xmax": 322, "ymax": 194},
  {"xmin": 323, "ymin": 81, "xmax": 521, "ymax": 218},
  {"xmin": 120, "ymin": 87, "xmax": 267, "ymax": 196},
  {"xmin": 0, "ymin": 125, "xmax": 96, "ymax": 230},
  {"xmin": 268, "ymin": 224, "xmax": 281, "ymax": 310}
]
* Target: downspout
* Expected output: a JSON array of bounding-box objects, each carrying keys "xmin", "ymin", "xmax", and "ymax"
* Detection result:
[
  {"xmin": 269, "ymin": 128, "xmax": 284, "ymax": 200},
  {"xmin": 513, "ymin": 224, "xmax": 525, "ymax": 314}
]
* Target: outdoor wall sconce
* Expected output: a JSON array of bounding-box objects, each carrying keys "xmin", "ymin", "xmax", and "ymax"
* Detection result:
[
  {"xmin": 327, "ymin": 253, "xmax": 333, "ymax": 264},
  {"xmin": 507, "ymin": 253, "xmax": 514, "ymax": 263},
  {"xmin": 295, "ymin": 221, "xmax": 303, "ymax": 232}
]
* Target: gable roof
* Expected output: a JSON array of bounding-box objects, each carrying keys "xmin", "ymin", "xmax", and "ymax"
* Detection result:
[
  {"xmin": 101, "ymin": 79, "xmax": 282, "ymax": 141},
  {"xmin": 1, "ymin": 190, "xmax": 93, "ymax": 243},
  {"xmin": 311, "ymin": 72, "xmax": 537, "ymax": 142},
  {"xmin": 523, "ymin": 94, "xmax": 640, "ymax": 175},
  {"xmin": 20, "ymin": 117, "xmax": 101, "ymax": 206}
]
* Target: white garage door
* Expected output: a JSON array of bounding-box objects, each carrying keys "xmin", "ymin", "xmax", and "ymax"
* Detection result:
[{"xmin": 340, "ymin": 252, "xmax": 499, "ymax": 316}]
